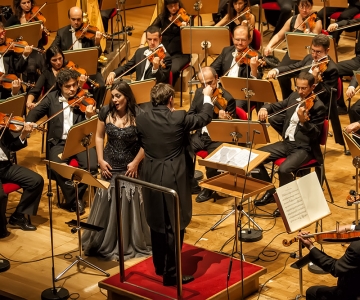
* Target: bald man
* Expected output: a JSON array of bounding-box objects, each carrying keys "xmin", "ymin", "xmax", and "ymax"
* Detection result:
[{"xmin": 51, "ymin": 6, "xmax": 106, "ymax": 107}]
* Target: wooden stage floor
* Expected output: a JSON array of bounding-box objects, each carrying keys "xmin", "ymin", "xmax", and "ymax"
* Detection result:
[{"xmin": 0, "ymin": 5, "xmax": 359, "ymax": 300}]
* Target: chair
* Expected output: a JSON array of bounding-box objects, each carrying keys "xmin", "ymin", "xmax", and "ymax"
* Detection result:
[
  {"xmin": 252, "ymin": 28, "xmax": 262, "ymax": 51},
  {"xmin": 180, "ymin": 63, "xmax": 196, "ymax": 107},
  {"xmin": 271, "ymin": 119, "xmax": 334, "ymax": 203}
]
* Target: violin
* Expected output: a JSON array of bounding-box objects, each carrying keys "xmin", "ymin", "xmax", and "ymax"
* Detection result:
[
  {"xmin": 301, "ymin": 12, "xmax": 317, "ymax": 33},
  {"xmin": 68, "ymin": 89, "xmax": 97, "ymax": 113},
  {"xmin": 147, "ymin": 47, "xmax": 166, "ymax": 69},
  {"xmin": 235, "ymin": 47, "xmax": 266, "ymax": 66},
  {"xmin": 0, "ymin": 38, "xmax": 44, "ymax": 55},
  {"xmin": 211, "ymin": 88, "xmax": 232, "ymax": 120},
  {"xmin": 283, "ymin": 230, "xmax": 360, "ymax": 246},
  {"xmin": 24, "ymin": 4, "xmax": 50, "ymax": 36},
  {"xmin": 0, "ymin": 72, "xmax": 34, "ymax": 89},
  {"xmin": 65, "ymin": 61, "xmax": 100, "ymax": 88},
  {"xmin": 75, "ymin": 23, "xmax": 111, "ymax": 40},
  {"xmin": 172, "ymin": 8, "xmax": 190, "ymax": 27},
  {"xmin": 311, "ymin": 59, "xmax": 328, "ymax": 82},
  {"xmin": 0, "ymin": 112, "xmax": 45, "ymax": 132},
  {"xmin": 224, "ymin": 8, "xmax": 251, "ymax": 28},
  {"xmin": 300, "ymin": 93, "xmax": 316, "ymax": 121}
]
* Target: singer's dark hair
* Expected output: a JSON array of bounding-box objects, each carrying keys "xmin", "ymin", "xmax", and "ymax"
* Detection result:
[{"xmin": 297, "ymin": 72, "xmax": 315, "ymax": 86}]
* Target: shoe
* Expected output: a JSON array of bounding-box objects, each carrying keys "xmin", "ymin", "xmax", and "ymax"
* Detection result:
[
  {"xmin": 254, "ymin": 192, "xmax": 275, "ymax": 206},
  {"xmin": 163, "ymin": 275, "xmax": 194, "ymax": 286},
  {"xmin": 273, "ymin": 208, "xmax": 281, "ymax": 218},
  {"xmin": 191, "ymin": 185, "xmax": 201, "ymax": 194},
  {"xmin": 195, "ymin": 188, "xmax": 214, "ymax": 203},
  {"xmin": 9, "ymin": 214, "xmax": 36, "ymax": 231},
  {"xmin": 0, "ymin": 230, "xmax": 10, "ymax": 239},
  {"xmin": 337, "ymin": 106, "xmax": 348, "ymax": 115},
  {"xmin": 70, "ymin": 200, "xmax": 85, "ymax": 215}
]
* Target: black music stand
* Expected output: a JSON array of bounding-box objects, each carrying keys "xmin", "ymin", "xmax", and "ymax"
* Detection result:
[
  {"xmin": 63, "ymin": 48, "xmax": 99, "ymax": 75},
  {"xmin": 43, "ymin": 160, "xmax": 110, "ymax": 282},
  {"xmin": 102, "ymin": 78, "xmax": 156, "ymax": 106},
  {"xmin": 58, "ymin": 116, "xmax": 98, "ymax": 208},
  {"xmin": 181, "ymin": 26, "xmax": 231, "ymax": 66},
  {"xmin": 343, "ymin": 130, "xmax": 360, "ymax": 226},
  {"xmin": 5, "ymin": 21, "xmax": 42, "ymax": 47},
  {"xmin": 285, "ymin": 32, "xmax": 338, "ymax": 62}
]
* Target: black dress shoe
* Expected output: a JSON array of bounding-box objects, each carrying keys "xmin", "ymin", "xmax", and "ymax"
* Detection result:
[
  {"xmin": 196, "ymin": 188, "xmax": 214, "ymax": 203},
  {"xmin": 9, "ymin": 214, "xmax": 36, "ymax": 231},
  {"xmin": 191, "ymin": 185, "xmax": 201, "ymax": 194},
  {"xmin": 163, "ymin": 275, "xmax": 194, "ymax": 286},
  {"xmin": 254, "ymin": 192, "xmax": 275, "ymax": 206},
  {"xmin": 0, "ymin": 230, "xmax": 10, "ymax": 239},
  {"xmin": 273, "ymin": 208, "xmax": 281, "ymax": 218}
]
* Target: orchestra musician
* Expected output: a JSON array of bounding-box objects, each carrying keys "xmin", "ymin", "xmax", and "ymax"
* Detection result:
[
  {"xmin": 264, "ymin": 0, "xmax": 322, "ymax": 100},
  {"xmin": 0, "ymin": 22, "xmax": 33, "ymax": 96},
  {"xmin": 26, "ymin": 46, "xmax": 88, "ymax": 110},
  {"xmin": 140, "ymin": 0, "xmax": 190, "ymax": 86},
  {"xmin": 298, "ymin": 224, "xmax": 360, "ymax": 300},
  {"xmin": 0, "ymin": 77, "xmax": 21, "ymax": 99},
  {"xmin": 252, "ymin": 72, "xmax": 326, "ymax": 217},
  {"xmin": 188, "ymin": 66, "xmax": 236, "ymax": 203},
  {"xmin": 25, "ymin": 68, "xmax": 98, "ymax": 214},
  {"xmin": 106, "ymin": 25, "xmax": 171, "ymax": 85},
  {"xmin": 215, "ymin": 0, "xmax": 256, "ymax": 42},
  {"xmin": 266, "ymin": 34, "xmax": 345, "ymax": 149},
  {"xmin": 0, "ymin": 118, "xmax": 43, "ymax": 238},
  {"xmin": 210, "ymin": 25, "xmax": 263, "ymax": 112},
  {"xmin": 345, "ymin": 86, "xmax": 360, "ymax": 144},
  {"xmin": 328, "ymin": 17, "xmax": 360, "ymax": 115},
  {"xmin": 136, "ymin": 83, "xmax": 213, "ymax": 286},
  {"xmin": 51, "ymin": 6, "xmax": 106, "ymax": 108}
]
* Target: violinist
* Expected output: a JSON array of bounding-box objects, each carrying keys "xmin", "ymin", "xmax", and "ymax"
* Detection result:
[
  {"xmin": 139, "ymin": 0, "xmax": 190, "ymax": 86},
  {"xmin": 215, "ymin": 0, "xmax": 256, "ymax": 42},
  {"xmin": 106, "ymin": 25, "xmax": 171, "ymax": 85},
  {"xmin": 264, "ymin": 0, "xmax": 322, "ymax": 100},
  {"xmin": 51, "ymin": 6, "xmax": 106, "ymax": 107},
  {"xmin": 252, "ymin": 72, "xmax": 326, "ymax": 217},
  {"xmin": 188, "ymin": 66, "xmax": 236, "ymax": 203},
  {"xmin": 210, "ymin": 25, "xmax": 263, "ymax": 112},
  {"xmin": 328, "ymin": 17, "xmax": 360, "ymax": 115},
  {"xmin": 26, "ymin": 68, "xmax": 98, "ymax": 214},
  {"xmin": 0, "ymin": 75, "xmax": 21, "ymax": 99},
  {"xmin": 298, "ymin": 224, "xmax": 360, "ymax": 300},
  {"xmin": 266, "ymin": 34, "xmax": 345, "ymax": 148},
  {"xmin": 26, "ymin": 46, "xmax": 87, "ymax": 110},
  {"xmin": 0, "ymin": 116, "xmax": 43, "ymax": 238}
]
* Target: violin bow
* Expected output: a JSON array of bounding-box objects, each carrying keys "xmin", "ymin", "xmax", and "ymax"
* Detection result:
[
  {"xmin": 0, "ymin": 40, "xmax": 15, "ymax": 59},
  {"xmin": 68, "ymin": 23, "xmax": 90, "ymax": 51},
  {"xmin": 267, "ymin": 89, "xmax": 325, "ymax": 119},
  {"xmin": 223, "ymin": 48, "xmax": 251, "ymax": 77},
  {"xmin": 224, "ymin": 7, "xmax": 251, "ymax": 27},
  {"xmin": 161, "ymin": 14, "xmax": 182, "ymax": 35},
  {"xmin": 26, "ymin": 2, "xmax": 47, "ymax": 23},
  {"xmin": 112, "ymin": 45, "xmax": 165, "ymax": 84}
]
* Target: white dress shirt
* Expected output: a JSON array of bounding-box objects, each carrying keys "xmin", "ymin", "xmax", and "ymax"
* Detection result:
[
  {"xmin": 59, "ymin": 95, "xmax": 74, "ymax": 140},
  {"xmin": 0, "ymin": 56, "xmax": 5, "ymax": 73},
  {"xmin": 71, "ymin": 27, "xmax": 82, "ymax": 50},
  {"xmin": 284, "ymin": 98, "xmax": 301, "ymax": 141}
]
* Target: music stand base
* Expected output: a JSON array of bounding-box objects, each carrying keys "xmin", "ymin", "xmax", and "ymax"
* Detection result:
[
  {"xmin": 238, "ymin": 229, "xmax": 263, "ymax": 242},
  {"xmin": 0, "ymin": 259, "xmax": 10, "ymax": 272},
  {"xmin": 41, "ymin": 287, "xmax": 69, "ymax": 300},
  {"xmin": 194, "ymin": 170, "xmax": 204, "ymax": 181},
  {"xmin": 308, "ymin": 262, "xmax": 328, "ymax": 274}
]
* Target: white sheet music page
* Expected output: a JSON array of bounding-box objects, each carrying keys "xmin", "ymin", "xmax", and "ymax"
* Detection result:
[{"xmin": 207, "ymin": 146, "xmax": 258, "ymax": 168}]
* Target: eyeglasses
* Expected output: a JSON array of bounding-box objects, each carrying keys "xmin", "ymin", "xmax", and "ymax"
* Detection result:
[
  {"xmin": 311, "ymin": 48, "xmax": 324, "ymax": 55},
  {"xmin": 0, "ymin": 31, "xmax": 6, "ymax": 37}
]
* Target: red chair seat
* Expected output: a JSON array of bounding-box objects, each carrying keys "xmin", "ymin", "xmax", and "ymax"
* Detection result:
[
  {"xmin": 353, "ymin": 13, "xmax": 360, "ymax": 19},
  {"xmin": 82, "ymin": 82, "xmax": 91, "ymax": 90},
  {"xmin": 274, "ymin": 157, "xmax": 318, "ymax": 168},
  {"xmin": 330, "ymin": 12, "xmax": 341, "ymax": 20},
  {"xmin": 2, "ymin": 182, "xmax": 21, "ymax": 194},
  {"xmin": 252, "ymin": 28, "xmax": 262, "ymax": 51},
  {"xmin": 196, "ymin": 150, "xmax": 208, "ymax": 159},
  {"xmin": 262, "ymin": 2, "xmax": 280, "ymax": 10},
  {"xmin": 109, "ymin": 8, "xmax": 117, "ymax": 18},
  {"xmin": 236, "ymin": 107, "xmax": 248, "ymax": 120},
  {"xmin": 69, "ymin": 158, "xmax": 80, "ymax": 168}
]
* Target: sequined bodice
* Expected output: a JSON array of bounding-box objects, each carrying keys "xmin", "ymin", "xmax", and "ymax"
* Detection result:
[{"xmin": 103, "ymin": 123, "xmax": 140, "ymax": 172}]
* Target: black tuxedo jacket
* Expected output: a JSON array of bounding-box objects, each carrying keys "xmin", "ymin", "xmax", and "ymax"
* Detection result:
[
  {"xmin": 264, "ymin": 92, "xmax": 326, "ymax": 163},
  {"xmin": 51, "ymin": 24, "xmax": 101, "ymax": 56},
  {"xmin": 25, "ymin": 90, "xmax": 88, "ymax": 146},
  {"xmin": 188, "ymin": 87, "xmax": 236, "ymax": 119},
  {"xmin": 136, "ymin": 103, "xmax": 213, "ymax": 232},
  {"xmin": 277, "ymin": 54, "xmax": 338, "ymax": 108},
  {"xmin": 337, "ymin": 18, "xmax": 360, "ymax": 55},
  {"xmin": 309, "ymin": 239, "xmax": 360, "ymax": 299},
  {"xmin": 113, "ymin": 47, "xmax": 172, "ymax": 83},
  {"xmin": 210, "ymin": 45, "xmax": 263, "ymax": 79},
  {"xmin": 0, "ymin": 128, "xmax": 27, "ymax": 161}
]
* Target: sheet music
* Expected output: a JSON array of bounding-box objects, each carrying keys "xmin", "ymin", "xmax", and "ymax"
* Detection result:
[{"xmin": 207, "ymin": 146, "xmax": 258, "ymax": 168}]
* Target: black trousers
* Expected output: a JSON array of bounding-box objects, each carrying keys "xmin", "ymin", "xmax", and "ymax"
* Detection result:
[
  {"xmin": 0, "ymin": 162, "xmax": 44, "ymax": 232},
  {"xmin": 150, "ymin": 197, "xmax": 185, "ymax": 282},
  {"xmin": 306, "ymin": 285, "xmax": 342, "ymax": 300},
  {"xmin": 349, "ymin": 99, "xmax": 360, "ymax": 145},
  {"xmin": 251, "ymin": 140, "xmax": 313, "ymax": 189},
  {"xmin": 277, "ymin": 53, "xmax": 300, "ymax": 101},
  {"xmin": 48, "ymin": 141, "xmax": 98, "ymax": 205},
  {"xmin": 170, "ymin": 54, "xmax": 191, "ymax": 86}
]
